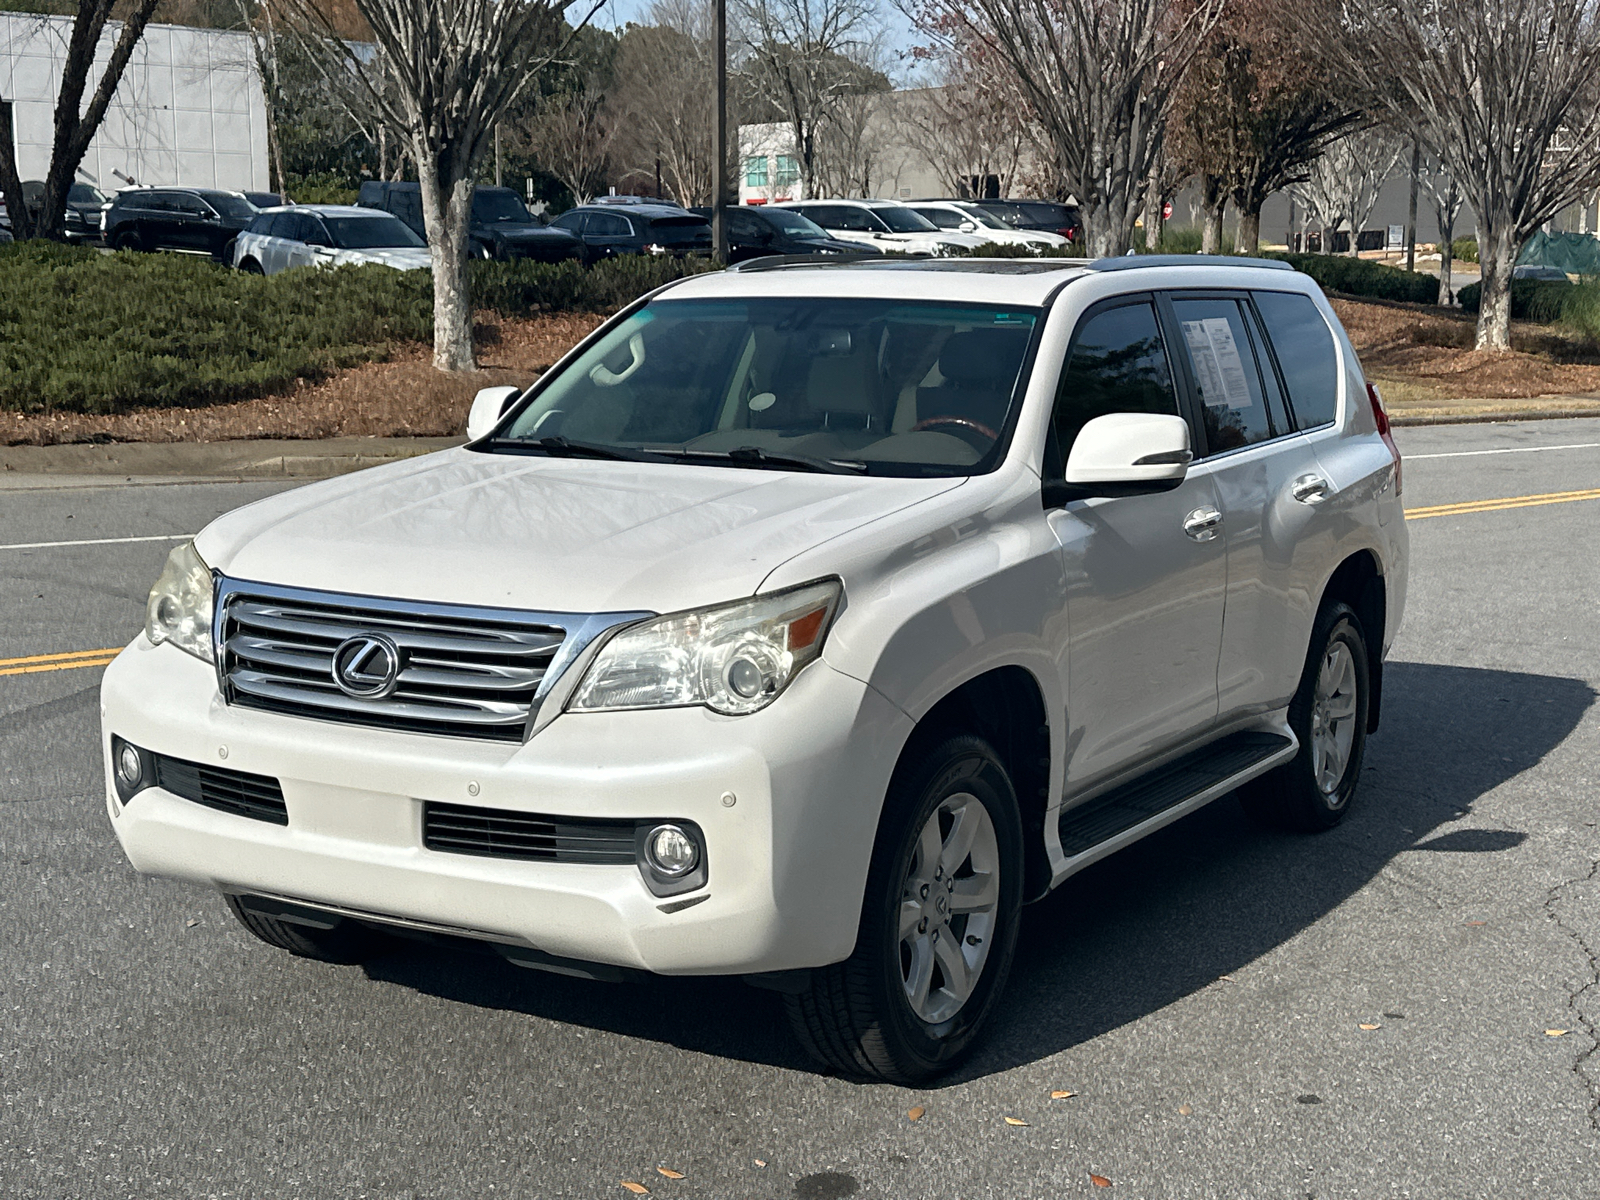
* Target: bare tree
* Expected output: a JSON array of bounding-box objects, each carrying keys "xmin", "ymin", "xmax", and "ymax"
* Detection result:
[
  {"xmin": 0, "ymin": 0, "xmax": 163, "ymax": 240},
  {"xmin": 1306, "ymin": 0, "xmax": 1600, "ymax": 349},
  {"xmin": 285, "ymin": 0, "xmax": 600, "ymax": 371},
  {"xmin": 1290, "ymin": 126, "xmax": 1403, "ymax": 257},
  {"xmin": 910, "ymin": 0, "xmax": 1222, "ymax": 256},
  {"xmin": 735, "ymin": 0, "xmax": 881, "ymax": 197},
  {"xmin": 900, "ymin": 39, "xmax": 1031, "ymax": 200},
  {"xmin": 232, "ymin": 0, "xmax": 289, "ymax": 193},
  {"xmin": 527, "ymin": 88, "xmax": 616, "ymax": 204},
  {"xmin": 607, "ymin": 2, "xmax": 718, "ymax": 204},
  {"xmin": 1419, "ymin": 156, "xmax": 1465, "ymax": 306},
  {"xmin": 811, "ymin": 58, "xmax": 893, "ymax": 197}
]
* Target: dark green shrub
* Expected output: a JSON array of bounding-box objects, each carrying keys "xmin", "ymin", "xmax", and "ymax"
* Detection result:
[
  {"xmin": 0, "ymin": 240, "xmax": 431, "ymax": 414},
  {"xmin": 1265, "ymin": 253, "xmax": 1439, "ymax": 304},
  {"xmin": 283, "ymin": 171, "xmax": 361, "ymax": 205},
  {"xmin": 1451, "ymin": 236, "xmax": 1478, "ymax": 263},
  {"xmin": 1455, "ymin": 277, "xmax": 1574, "ymax": 318},
  {"xmin": 469, "ymin": 253, "xmax": 718, "ymax": 316}
]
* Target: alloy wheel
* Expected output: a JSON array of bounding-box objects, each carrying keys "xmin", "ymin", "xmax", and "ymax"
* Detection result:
[{"xmin": 1311, "ymin": 640, "xmax": 1359, "ymax": 794}]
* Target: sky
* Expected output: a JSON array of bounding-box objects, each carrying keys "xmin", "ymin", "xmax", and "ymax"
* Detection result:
[{"xmin": 589, "ymin": 0, "xmax": 932, "ymax": 87}]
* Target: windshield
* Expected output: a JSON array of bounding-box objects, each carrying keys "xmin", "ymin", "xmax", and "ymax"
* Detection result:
[
  {"xmin": 875, "ymin": 206, "xmax": 939, "ymax": 233},
  {"xmin": 493, "ymin": 298, "xmax": 1038, "ymax": 476},
  {"xmin": 325, "ymin": 214, "xmax": 426, "ymax": 249},
  {"xmin": 473, "ymin": 190, "xmax": 534, "ymax": 224},
  {"xmin": 68, "ymin": 183, "xmax": 107, "ymax": 205},
  {"xmin": 205, "ymin": 193, "xmax": 258, "ymax": 219},
  {"xmin": 959, "ymin": 205, "xmax": 1009, "ymax": 229},
  {"xmin": 759, "ymin": 208, "xmax": 829, "ymax": 236}
]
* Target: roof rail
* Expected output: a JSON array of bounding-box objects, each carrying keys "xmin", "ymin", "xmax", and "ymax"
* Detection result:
[
  {"xmin": 1085, "ymin": 253, "xmax": 1294, "ymax": 272},
  {"xmin": 726, "ymin": 253, "xmax": 884, "ymax": 273}
]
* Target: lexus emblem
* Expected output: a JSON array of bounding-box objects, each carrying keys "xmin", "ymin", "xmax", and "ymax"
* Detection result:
[{"xmin": 331, "ymin": 633, "xmax": 402, "ymax": 698}]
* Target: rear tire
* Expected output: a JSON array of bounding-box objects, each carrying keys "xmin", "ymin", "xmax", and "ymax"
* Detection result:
[
  {"xmin": 238, "ymin": 257, "xmax": 265, "ymax": 275},
  {"xmin": 111, "ymin": 230, "xmax": 144, "ymax": 252},
  {"xmin": 1239, "ymin": 601, "xmax": 1371, "ymax": 832},
  {"xmin": 784, "ymin": 734, "xmax": 1023, "ymax": 1083},
  {"xmin": 225, "ymin": 894, "xmax": 384, "ymax": 964}
]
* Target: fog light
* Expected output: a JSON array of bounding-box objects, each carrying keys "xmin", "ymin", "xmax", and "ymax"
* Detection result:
[
  {"xmin": 645, "ymin": 824, "xmax": 698, "ymax": 876},
  {"xmin": 117, "ymin": 742, "xmax": 143, "ymax": 787}
]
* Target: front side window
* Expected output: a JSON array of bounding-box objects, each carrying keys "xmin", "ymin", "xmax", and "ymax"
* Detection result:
[
  {"xmin": 203, "ymin": 193, "xmax": 256, "ymax": 219},
  {"xmin": 550, "ymin": 210, "xmax": 586, "ymax": 233},
  {"xmin": 917, "ymin": 207, "xmax": 965, "ymax": 230},
  {"xmin": 325, "ymin": 214, "xmax": 425, "ymax": 249},
  {"xmin": 1052, "ymin": 302, "xmax": 1179, "ymax": 468},
  {"xmin": 744, "ymin": 155, "xmax": 769, "ymax": 187},
  {"xmin": 1253, "ymin": 290, "xmax": 1338, "ymax": 428},
  {"xmin": 875, "ymin": 206, "xmax": 939, "ymax": 234},
  {"xmin": 490, "ymin": 298, "xmax": 1040, "ymax": 477},
  {"xmin": 1170, "ymin": 297, "xmax": 1275, "ymax": 453}
]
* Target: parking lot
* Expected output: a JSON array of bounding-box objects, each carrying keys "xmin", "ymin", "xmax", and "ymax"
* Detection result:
[{"xmin": 2, "ymin": 418, "xmax": 1597, "ymax": 1199}]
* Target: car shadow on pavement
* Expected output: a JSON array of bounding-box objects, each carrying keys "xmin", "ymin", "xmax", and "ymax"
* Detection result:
[{"xmin": 360, "ymin": 661, "xmax": 1594, "ymax": 1082}]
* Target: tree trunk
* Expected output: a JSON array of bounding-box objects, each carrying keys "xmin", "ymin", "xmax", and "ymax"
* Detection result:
[
  {"xmin": 1143, "ymin": 171, "xmax": 1163, "ymax": 251},
  {"xmin": 418, "ymin": 156, "xmax": 477, "ymax": 372},
  {"xmin": 1436, "ymin": 207, "xmax": 1455, "ymax": 306},
  {"xmin": 1235, "ymin": 206, "xmax": 1260, "ymax": 256},
  {"xmin": 1474, "ymin": 222, "xmax": 1517, "ymax": 351},
  {"xmin": 0, "ymin": 99, "xmax": 34, "ymax": 241},
  {"xmin": 1200, "ymin": 175, "xmax": 1225, "ymax": 254},
  {"xmin": 1345, "ymin": 220, "xmax": 1359, "ymax": 257}
]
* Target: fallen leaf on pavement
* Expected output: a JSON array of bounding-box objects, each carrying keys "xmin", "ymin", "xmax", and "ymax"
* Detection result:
[
  {"xmin": 1003, "ymin": 1116, "xmax": 1028, "ymax": 1126},
  {"xmin": 907, "ymin": 1106, "xmax": 925, "ymax": 1121},
  {"xmin": 754, "ymin": 1160, "xmax": 767, "ymax": 1168},
  {"xmin": 1358, "ymin": 1023, "xmax": 1380, "ymax": 1030},
  {"xmin": 1050, "ymin": 1090, "xmax": 1076, "ymax": 1100},
  {"xmin": 1218, "ymin": 975, "xmax": 1233, "ymax": 982},
  {"xmin": 1547, "ymin": 1029, "xmax": 1569, "ymax": 1037},
  {"xmin": 620, "ymin": 1184, "xmax": 649, "ymax": 1195},
  {"xmin": 1089, "ymin": 1173, "xmax": 1112, "ymax": 1187},
  {"xmin": 1178, "ymin": 1104, "xmax": 1192, "ymax": 1115},
  {"xmin": 656, "ymin": 1168, "xmax": 685, "ymax": 1179},
  {"xmin": 185, "ymin": 919, "xmax": 198, "ymax": 927},
  {"xmin": 1464, "ymin": 921, "xmax": 1487, "ymax": 927}
]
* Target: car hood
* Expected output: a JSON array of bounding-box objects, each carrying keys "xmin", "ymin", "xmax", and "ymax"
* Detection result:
[
  {"xmin": 331, "ymin": 247, "xmax": 433, "ymax": 270},
  {"xmin": 194, "ymin": 448, "xmax": 966, "ymax": 614}
]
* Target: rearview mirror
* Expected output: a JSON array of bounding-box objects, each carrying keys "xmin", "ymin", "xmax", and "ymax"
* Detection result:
[
  {"xmin": 466, "ymin": 385, "xmax": 521, "ymax": 440},
  {"xmin": 1043, "ymin": 413, "xmax": 1192, "ymax": 506}
]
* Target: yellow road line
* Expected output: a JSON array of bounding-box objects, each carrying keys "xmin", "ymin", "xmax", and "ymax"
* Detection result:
[
  {"xmin": 1406, "ymin": 487, "xmax": 1600, "ymax": 520},
  {"xmin": 0, "ymin": 647, "xmax": 125, "ymax": 668},
  {"xmin": 0, "ymin": 654, "xmax": 120, "ymax": 677}
]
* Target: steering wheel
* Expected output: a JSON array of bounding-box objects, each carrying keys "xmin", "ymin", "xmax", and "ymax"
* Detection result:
[{"xmin": 911, "ymin": 415, "xmax": 999, "ymax": 441}]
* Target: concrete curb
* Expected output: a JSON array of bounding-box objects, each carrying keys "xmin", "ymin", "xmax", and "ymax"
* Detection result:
[
  {"xmin": 1390, "ymin": 407, "xmax": 1600, "ymax": 427},
  {"xmin": 0, "ymin": 436, "xmax": 464, "ymax": 481}
]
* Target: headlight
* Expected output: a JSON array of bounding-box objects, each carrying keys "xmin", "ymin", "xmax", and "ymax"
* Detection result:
[
  {"xmin": 145, "ymin": 541, "xmax": 215, "ymax": 663},
  {"xmin": 569, "ymin": 580, "xmax": 841, "ymax": 715}
]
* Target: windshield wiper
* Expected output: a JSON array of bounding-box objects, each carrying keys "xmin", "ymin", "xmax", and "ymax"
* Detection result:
[
  {"xmin": 681, "ymin": 446, "xmax": 869, "ymax": 475},
  {"xmin": 487, "ymin": 436, "xmax": 670, "ymax": 463}
]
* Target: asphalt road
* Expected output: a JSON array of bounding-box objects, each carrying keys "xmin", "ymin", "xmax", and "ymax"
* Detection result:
[{"xmin": 3, "ymin": 422, "xmax": 1598, "ymax": 1199}]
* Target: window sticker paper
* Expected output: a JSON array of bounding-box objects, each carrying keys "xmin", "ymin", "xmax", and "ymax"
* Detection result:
[{"xmin": 1181, "ymin": 317, "xmax": 1255, "ymax": 410}]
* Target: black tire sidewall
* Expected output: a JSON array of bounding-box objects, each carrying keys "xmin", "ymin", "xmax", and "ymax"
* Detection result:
[
  {"xmin": 859, "ymin": 735, "xmax": 1024, "ymax": 1078},
  {"xmin": 1290, "ymin": 604, "xmax": 1370, "ymax": 824}
]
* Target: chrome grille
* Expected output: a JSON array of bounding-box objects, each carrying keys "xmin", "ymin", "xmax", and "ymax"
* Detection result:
[{"xmin": 217, "ymin": 581, "xmax": 568, "ymax": 742}]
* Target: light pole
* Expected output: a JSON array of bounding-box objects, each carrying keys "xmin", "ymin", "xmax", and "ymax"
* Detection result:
[{"xmin": 712, "ymin": 0, "xmax": 729, "ymax": 263}]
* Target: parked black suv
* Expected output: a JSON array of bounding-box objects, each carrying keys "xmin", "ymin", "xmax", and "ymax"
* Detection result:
[
  {"xmin": 358, "ymin": 182, "xmax": 583, "ymax": 263},
  {"xmin": 969, "ymin": 199, "xmax": 1081, "ymax": 242},
  {"xmin": 19, "ymin": 180, "xmax": 110, "ymax": 242},
  {"xmin": 548, "ymin": 203, "xmax": 711, "ymax": 263},
  {"xmin": 104, "ymin": 188, "xmax": 258, "ymax": 259},
  {"xmin": 689, "ymin": 205, "xmax": 878, "ymax": 263}
]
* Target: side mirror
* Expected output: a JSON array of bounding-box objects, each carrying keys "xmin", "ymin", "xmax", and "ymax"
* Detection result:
[
  {"xmin": 466, "ymin": 385, "xmax": 521, "ymax": 440},
  {"xmin": 1044, "ymin": 413, "xmax": 1192, "ymax": 506}
]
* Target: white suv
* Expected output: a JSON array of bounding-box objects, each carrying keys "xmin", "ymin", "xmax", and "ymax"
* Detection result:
[
  {"xmin": 104, "ymin": 255, "xmax": 1406, "ymax": 1083},
  {"xmin": 775, "ymin": 199, "xmax": 982, "ymax": 255}
]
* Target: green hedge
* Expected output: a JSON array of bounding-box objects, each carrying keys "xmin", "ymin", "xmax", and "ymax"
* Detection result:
[
  {"xmin": 1264, "ymin": 253, "xmax": 1439, "ymax": 304},
  {"xmin": 1451, "ymin": 236, "xmax": 1479, "ymax": 263},
  {"xmin": 0, "ymin": 242, "xmax": 715, "ymax": 414},
  {"xmin": 1455, "ymin": 277, "xmax": 1575, "ymax": 318}
]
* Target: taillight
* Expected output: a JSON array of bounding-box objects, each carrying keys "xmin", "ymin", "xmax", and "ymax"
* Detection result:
[{"xmin": 1367, "ymin": 381, "xmax": 1401, "ymax": 496}]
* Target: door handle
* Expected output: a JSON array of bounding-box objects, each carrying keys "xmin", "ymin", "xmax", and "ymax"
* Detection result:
[
  {"xmin": 1183, "ymin": 506, "xmax": 1223, "ymax": 541},
  {"xmin": 1292, "ymin": 474, "xmax": 1332, "ymax": 504}
]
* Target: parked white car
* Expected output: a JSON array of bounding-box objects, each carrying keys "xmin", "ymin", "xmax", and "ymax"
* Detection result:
[
  {"xmin": 907, "ymin": 200, "xmax": 1069, "ymax": 251},
  {"xmin": 104, "ymin": 254, "xmax": 1406, "ymax": 1083},
  {"xmin": 775, "ymin": 198, "xmax": 982, "ymax": 255},
  {"xmin": 231, "ymin": 205, "xmax": 431, "ymax": 275}
]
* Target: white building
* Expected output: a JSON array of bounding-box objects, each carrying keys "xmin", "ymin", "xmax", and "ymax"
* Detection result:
[
  {"xmin": 1, "ymin": 13, "xmax": 268, "ymax": 192},
  {"xmin": 738, "ymin": 123, "xmax": 803, "ymax": 205}
]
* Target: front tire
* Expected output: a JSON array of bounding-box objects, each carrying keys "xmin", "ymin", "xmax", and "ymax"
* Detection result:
[
  {"xmin": 1240, "ymin": 601, "xmax": 1371, "ymax": 832},
  {"xmin": 225, "ymin": 894, "xmax": 385, "ymax": 964},
  {"xmin": 784, "ymin": 734, "xmax": 1023, "ymax": 1083}
]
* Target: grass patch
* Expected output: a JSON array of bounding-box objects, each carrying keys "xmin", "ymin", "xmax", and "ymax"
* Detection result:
[{"xmin": 0, "ymin": 242, "xmax": 716, "ymax": 415}]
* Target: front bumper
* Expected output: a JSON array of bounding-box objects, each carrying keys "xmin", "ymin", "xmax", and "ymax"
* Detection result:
[{"xmin": 101, "ymin": 638, "xmax": 912, "ymax": 975}]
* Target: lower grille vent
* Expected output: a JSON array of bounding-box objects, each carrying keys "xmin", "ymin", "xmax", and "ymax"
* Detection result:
[
  {"xmin": 154, "ymin": 753, "xmax": 288, "ymax": 825},
  {"xmin": 423, "ymin": 801, "xmax": 635, "ymax": 864}
]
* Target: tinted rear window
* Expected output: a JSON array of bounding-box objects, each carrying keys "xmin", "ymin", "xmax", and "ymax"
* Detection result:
[
  {"xmin": 648, "ymin": 217, "xmax": 710, "ymax": 243},
  {"xmin": 1253, "ymin": 291, "xmax": 1339, "ymax": 428}
]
